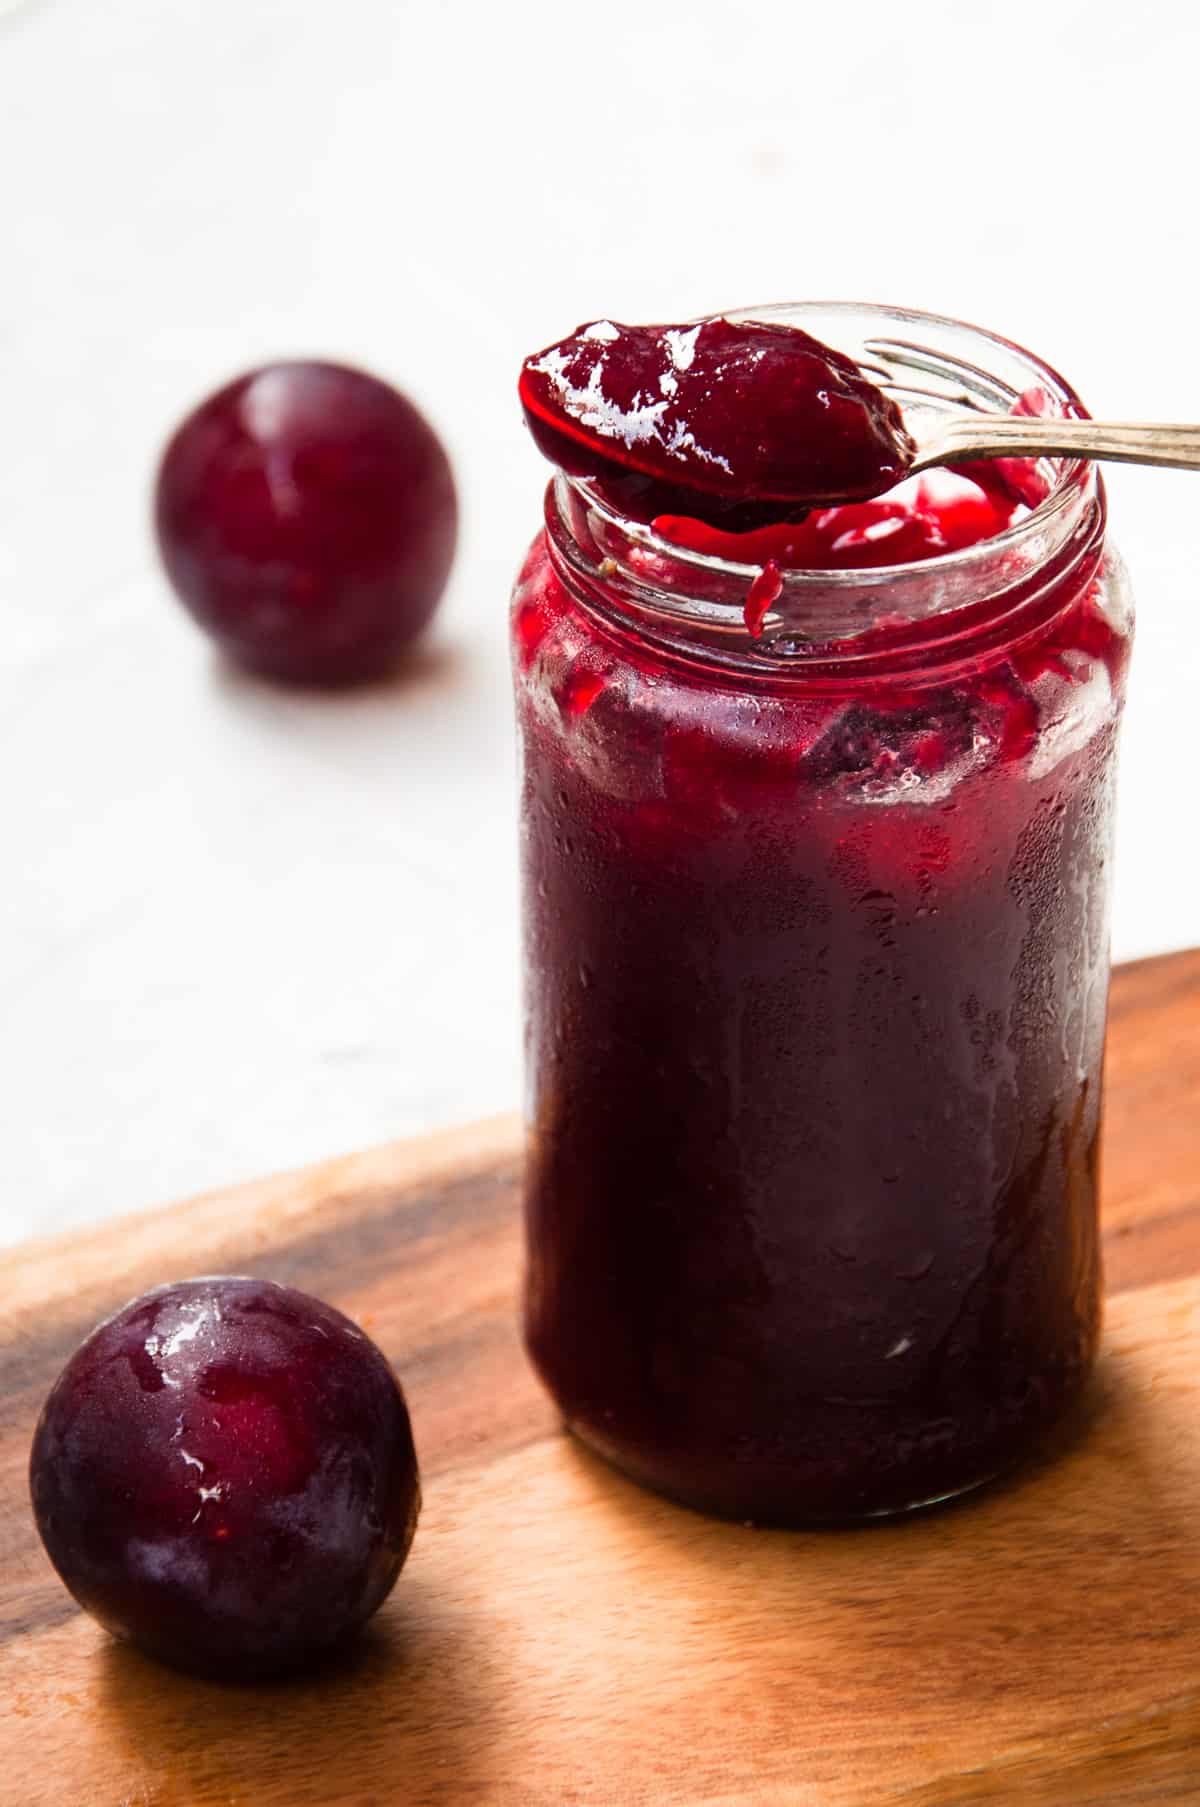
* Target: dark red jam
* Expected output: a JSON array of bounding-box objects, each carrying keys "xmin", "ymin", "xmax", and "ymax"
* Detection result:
[{"xmin": 512, "ymin": 313, "xmax": 1132, "ymax": 1522}]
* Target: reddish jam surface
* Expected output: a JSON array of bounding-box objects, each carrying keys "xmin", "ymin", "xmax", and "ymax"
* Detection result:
[
  {"xmin": 512, "ymin": 473, "xmax": 1131, "ymax": 1523},
  {"xmin": 519, "ymin": 318, "xmax": 914, "ymax": 523},
  {"xmin": 657, "ymin": 472, "xmax": 1023, "ymax": 573}
]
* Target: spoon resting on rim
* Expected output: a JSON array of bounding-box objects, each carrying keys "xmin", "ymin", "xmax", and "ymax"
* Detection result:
[{"xmin": 858, "ymin": 334, "xmax": 1200, "ymax": 479}]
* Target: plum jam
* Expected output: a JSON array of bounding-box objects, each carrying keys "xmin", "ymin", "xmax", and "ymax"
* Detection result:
[{"xmin": 511, "ymin": 304, "xmax": 1133, "ymax": 1524}]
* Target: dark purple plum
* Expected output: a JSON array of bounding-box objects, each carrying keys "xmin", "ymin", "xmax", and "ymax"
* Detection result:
[
  {"xmin": 29, "ymin": 1277, "xmax": 420, "ymax": 1679},
  {"xmin": 155, "ymin": 361, "xmax": 457, "ymax": 684}
]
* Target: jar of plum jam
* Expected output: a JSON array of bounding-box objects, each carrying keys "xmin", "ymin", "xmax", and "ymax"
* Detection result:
[{"xmin": 511, "ymin": 303, "xmax": 1133, "ymax": 1523}]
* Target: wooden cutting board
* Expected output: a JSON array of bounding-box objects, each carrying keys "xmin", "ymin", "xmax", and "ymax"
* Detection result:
[{"xmin": 2, "ymin": 951, "xmax": 1200, "ymax": 1807}]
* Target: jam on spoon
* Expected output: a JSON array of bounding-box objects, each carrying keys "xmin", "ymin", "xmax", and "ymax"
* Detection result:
[
  {"xmin": 519, "ymin": 316, "xmax": 916, "ymax": 526},
  {"xmin": 518, "ymin": 317, "xmax": 1078, "ymax": 634}
]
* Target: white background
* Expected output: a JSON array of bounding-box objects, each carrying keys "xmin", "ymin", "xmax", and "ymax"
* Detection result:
[{"xmin": 2, "ymin": 0, "xmax": 1198, "ymax": 1246}]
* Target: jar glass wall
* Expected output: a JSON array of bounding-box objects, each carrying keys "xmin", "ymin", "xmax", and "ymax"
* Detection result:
[{"xmin": 510, "ymin": 303, "xmax": 1134, "ymax": 1524}]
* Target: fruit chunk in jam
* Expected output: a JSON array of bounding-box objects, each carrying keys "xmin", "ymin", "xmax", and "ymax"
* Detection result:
[{"xmin": 512, "ymin": 448, "xmax": 1131, "ymax": 1522}]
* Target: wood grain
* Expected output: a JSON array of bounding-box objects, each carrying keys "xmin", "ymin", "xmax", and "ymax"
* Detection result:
[{"xmin": 2, "ymin": 951, "xmax": 1199, "ymax": 1806}]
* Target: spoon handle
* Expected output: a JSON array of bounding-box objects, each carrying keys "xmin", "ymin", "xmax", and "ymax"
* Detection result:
[{"xmin": 918, "ymin": 415, "xmax": 1200, "ymax": 473}]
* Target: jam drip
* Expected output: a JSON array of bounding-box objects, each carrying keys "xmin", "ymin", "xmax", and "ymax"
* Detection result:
[{"xmin": 658, "ymin": 468, "xmax": 1032, "ymax": 634}]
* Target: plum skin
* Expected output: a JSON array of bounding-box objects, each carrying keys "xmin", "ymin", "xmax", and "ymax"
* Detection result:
[
  {"xmin": 29, "ymin": 1277, "xmax": 420, "ymax": 1679},
  {"xmin": 154, "ymin": 360, "xmax": 458, "ymax": 685}
]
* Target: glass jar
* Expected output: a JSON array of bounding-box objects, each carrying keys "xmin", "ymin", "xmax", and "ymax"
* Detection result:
[{"xmin": 510, "ymin": 302, "xmax": 1134, "ymax": 1524}]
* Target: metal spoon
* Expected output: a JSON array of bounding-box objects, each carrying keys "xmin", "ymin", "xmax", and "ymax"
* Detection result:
[
  {"xmin": 861, "ymin": 333, "xmax": 1200, "ymax": 478},
  {"xmin": 908, "ymin": 412, "xmax": 1200, "ymax": 478}
]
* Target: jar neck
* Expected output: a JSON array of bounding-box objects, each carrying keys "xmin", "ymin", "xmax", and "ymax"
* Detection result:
[{"xmin": 542, "ymin": 301, "xmax": 1107, "ymax": 693}]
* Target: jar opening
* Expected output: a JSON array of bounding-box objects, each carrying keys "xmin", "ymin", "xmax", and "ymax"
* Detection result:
[{"xmin": 545, "ymin": 301, "xmax": 1105, "ymax": 686}]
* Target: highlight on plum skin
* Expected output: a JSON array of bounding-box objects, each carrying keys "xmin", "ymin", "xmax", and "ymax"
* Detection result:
[
  {"xmin": 154, "ymin": 361, "xmax": 458, "ymax": 686},
  {"xmin": 28, "ymin": 1276, "xmax": 421, "ymax": 1680}
]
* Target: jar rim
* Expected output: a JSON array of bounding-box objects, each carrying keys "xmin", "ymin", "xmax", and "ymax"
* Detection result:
[
  {"xmin": 567, "ymin": 298, "xmax": 1090, "ymax": 583},
  {"xmin": 546, "ymin": 300, "xmax": 1105, "ymax": 674}
]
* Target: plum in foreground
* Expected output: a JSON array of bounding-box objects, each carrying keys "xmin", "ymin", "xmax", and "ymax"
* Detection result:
[{"xmin": 30, "ymin": 1276, "xmax": 420, "ymax": 1679}]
